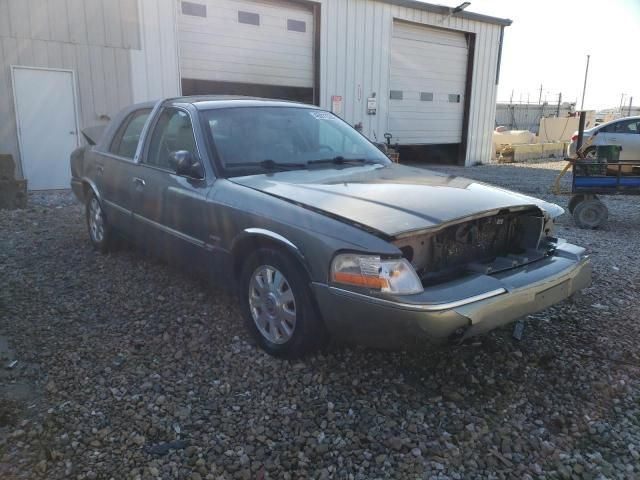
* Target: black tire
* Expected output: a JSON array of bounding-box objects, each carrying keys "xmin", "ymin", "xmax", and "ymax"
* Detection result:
[
  {"xmin": 567, "ymin": 194, "xmax": 585, "ymax": 214},
  {"xmin": 239, "ymin": 248, "xmax": 328, "ymax": 358},
  {"xmin": 573, "ymin": 198, "xmax": 608, "ymax": 229},
  {"xmin": 581, "ymin": 146, "xmax": 597, "ymax": 160},
  {"xmin": 85, "ymin": 191, "xmax": 114, "ymax": 253}
]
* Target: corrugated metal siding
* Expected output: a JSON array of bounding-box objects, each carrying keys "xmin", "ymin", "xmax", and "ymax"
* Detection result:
[
  {"xmin": 130, "ymin": 0, "xmax": 181, "ymax": 103},
  {"xmin": 0, "ymin": 0, "xmax": 141, "ymax": 178},
  {"xmin": 318, "ymin": 0, "xmax": 502, "ymax": 165},
  {"xmin": 177, "ymin": 0, "xmax": 315, "ymax": 88},
  {"xmin": 1, "ymin": 0, "xmax": 141, "ymax": 48}
]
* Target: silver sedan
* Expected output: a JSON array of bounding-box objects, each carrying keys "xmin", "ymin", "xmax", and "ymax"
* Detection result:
[{"xmin": 568, "ymin": 116, "xmax": 640, "ymax": 159}]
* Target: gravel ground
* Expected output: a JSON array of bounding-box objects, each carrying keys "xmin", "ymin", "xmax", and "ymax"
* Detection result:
[{"xmin": 1, "ymin": 162, "xmax": 640, "ymax": 479}]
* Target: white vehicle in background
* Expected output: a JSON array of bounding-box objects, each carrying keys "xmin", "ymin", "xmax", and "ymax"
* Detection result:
[{"xmin": 568, "ymin": 116, "xmax": 640, "ymax": 159}]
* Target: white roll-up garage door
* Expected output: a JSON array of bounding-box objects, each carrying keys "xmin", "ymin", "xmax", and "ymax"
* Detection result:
[
  {"xmin": 178, "ymin": 0, "xmax": 314, "ymax": 89},
  {"xmin": 389, "ymin": 21, "xmax": 469, "ymax": 145}
]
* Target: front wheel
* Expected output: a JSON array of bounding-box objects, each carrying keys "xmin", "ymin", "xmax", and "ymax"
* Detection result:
[
  {"xmin": 86, "ymin": 192, "xmax": 113, "ymax": 253},
  {"xmin": 581, "ymin": 146, "xmax": 597, "ymax": 160},
  {"xmin": 239, "ymin": 248, "xmax": 328, "ymax": 358}
]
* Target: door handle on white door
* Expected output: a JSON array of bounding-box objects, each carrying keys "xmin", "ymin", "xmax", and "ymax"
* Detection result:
[{"xmin": 132, "ymin": 177, "xmax": 146, "ymax": 186}]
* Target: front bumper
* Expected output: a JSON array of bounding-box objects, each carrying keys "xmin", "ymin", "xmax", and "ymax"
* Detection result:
[{"xmin": 312, "ymin": 242, "xmax": 592, "ymax": 349}]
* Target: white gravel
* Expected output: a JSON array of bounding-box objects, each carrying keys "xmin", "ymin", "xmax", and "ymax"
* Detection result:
[{"xmin": 1, "ymin": 161, "xmax": 639, "ymax": 479}]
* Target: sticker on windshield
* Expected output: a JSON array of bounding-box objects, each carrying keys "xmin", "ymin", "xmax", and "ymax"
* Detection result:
[{"xmin": 310, "ymin": 111, "xmax": 335, "ymax": 120}]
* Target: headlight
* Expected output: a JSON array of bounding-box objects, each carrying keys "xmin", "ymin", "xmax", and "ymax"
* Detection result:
[{"xmin": 330, "ymin": 254, "xmax": 423, "ymax": 295}]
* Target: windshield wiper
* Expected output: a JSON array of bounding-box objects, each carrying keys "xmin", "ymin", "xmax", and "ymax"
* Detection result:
[
  {"xmin": 259, "ymin": 159, "xmax": 307, "ymax": 171},
  {"xmin": 229, "ymin": 159, "xmax": 307, "ymax": 171},
  {"xmin": 307, "ymin": 157, "xmax": 376, "ymax": 167}
]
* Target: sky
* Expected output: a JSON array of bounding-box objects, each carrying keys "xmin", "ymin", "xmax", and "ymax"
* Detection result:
[{"xmin": 430, "ymin": 0, "xmax": 640, "ymax": 110}]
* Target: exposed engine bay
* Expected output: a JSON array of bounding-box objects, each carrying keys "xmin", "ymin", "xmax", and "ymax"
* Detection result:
[{"xmin": 394, "ymin": 208, "xmax": 553, "ymax": 286}]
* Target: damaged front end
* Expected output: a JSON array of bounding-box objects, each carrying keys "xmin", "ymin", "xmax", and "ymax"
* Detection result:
[
  {"xmin": 393, "ymin": 207, "xmax": 559, "ymax": 287},
  {"xmin": 314, "ymin": 203, "xmax": 591, "ymax": 349}
]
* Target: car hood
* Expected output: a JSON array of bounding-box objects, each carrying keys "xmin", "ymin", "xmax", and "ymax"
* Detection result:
[{"xmin": 230, "ymin": 164, "xmax": 563, "ymax": 238}]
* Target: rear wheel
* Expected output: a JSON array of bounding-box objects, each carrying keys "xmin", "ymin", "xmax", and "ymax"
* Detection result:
[
  {"xmin": 239, "ymin": 248, "xmax": 328, "ymax": 358},
  {"xmin": 573, "ymin": 198, "xmax": 608, "ymax": 229},
  {"xmin": 86, "ymin": 192, "xmax": 113, "ymax": 253}
]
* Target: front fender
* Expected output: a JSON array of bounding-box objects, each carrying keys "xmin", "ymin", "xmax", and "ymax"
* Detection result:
[{"xmin": 230, "ymin": 228, "xmax": 309, "ymax": 275}]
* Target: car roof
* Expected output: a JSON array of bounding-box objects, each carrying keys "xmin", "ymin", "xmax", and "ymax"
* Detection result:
[
  {"xmin": 162, "ymin": 95, "xmax": 320, "ymax": 111},
  {"xmin": 594, "ymin": 115, "xmax": 640, "ymax": 130}
]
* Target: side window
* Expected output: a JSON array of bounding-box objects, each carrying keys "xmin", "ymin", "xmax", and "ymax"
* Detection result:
[
  {"xmin": 607, "ymin": 120, "xmax": 640, "ymax": 134},
  {"xmin": 109, "ymin": 109, "xmax": 151, "ymax": 158},
  {"xmin": 622, "ymin": 120, "xmax": 640, "ymax": 134},
  {"xmin": 145, "ymin": 108, "xmax": 198, "ymax": 169}
]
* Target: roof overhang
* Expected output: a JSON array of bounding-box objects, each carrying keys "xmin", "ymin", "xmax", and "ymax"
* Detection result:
[
  {"xmin": 272, "ymin": 0, "xmax": 512, "ymax": 26},
  {"xmin": 381, "ymin": 0, "xmax": 512, "ymax": 26}
]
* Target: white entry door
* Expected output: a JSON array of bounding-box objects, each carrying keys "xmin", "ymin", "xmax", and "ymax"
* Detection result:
[{"xmin": 12, "ymin": 67, "xmax": 79, "ymax": 190}]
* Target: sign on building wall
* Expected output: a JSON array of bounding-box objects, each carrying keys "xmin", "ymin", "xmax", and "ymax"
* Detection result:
[{"xmin": 331, "ymin": 95, "xmax": 343, "ymax": 115}]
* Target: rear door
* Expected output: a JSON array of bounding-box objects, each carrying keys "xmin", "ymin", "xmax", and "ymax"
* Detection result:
[
  {"xmin": 99, "ymin": 108, "xmax": 152, "ymax": 234},
  {"xmin": 134, "ymin": 106, "xmax": 213, "ymax": 264}
]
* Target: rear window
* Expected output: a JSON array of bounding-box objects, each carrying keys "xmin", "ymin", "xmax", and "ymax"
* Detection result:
[{"xmin": 109, "ymin": 109, "xmax": 152, "ymax": 159}]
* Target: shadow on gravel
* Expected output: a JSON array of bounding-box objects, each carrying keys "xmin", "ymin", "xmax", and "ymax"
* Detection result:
[{"xmin": 0, "ymin": 398, "xmax": 21, "ymax": 427}]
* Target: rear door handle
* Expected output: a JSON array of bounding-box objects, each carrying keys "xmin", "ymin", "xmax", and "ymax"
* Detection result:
[
  {"xmin": 96, "ymin": 165, "xmax": 104, "ymax": 174},
  {"xmin": 132, "ymin": 177, "xmax": 146, "ymax": 186}
]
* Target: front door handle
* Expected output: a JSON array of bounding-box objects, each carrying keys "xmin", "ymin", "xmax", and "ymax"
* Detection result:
[
  {"xmin": 132, "ymin": 177, "xmax": 146, "ymax": 187},
  {"xmin": 96, "ymin": 165, "xmax": 104, "ymax": 175}
]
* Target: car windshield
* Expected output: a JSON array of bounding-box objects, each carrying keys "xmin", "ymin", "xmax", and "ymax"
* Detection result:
[{"xmin": 200, "ymin": 106, "xmax": 390, "ymax": 175}]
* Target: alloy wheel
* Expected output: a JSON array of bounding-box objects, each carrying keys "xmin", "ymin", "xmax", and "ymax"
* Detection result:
[
  {"xmin": 88, "ymin": 197, "xmax": 105, "ymax": 243},
  {"xmin": 248, "ymin": 265, "xmax": 297, "ymax": 344}
]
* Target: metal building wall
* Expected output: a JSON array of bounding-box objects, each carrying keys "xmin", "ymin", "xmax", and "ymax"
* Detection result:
[
  {"xmin": 317, "ymin": 0, "xmax": 504, "ymax": 166},
  {"xmin": 130, "ymin": 0, "xmax": 181, "ymax": 103},
  {"xmin": 0, "ymin": 0, "xmax": 504, "ymax": 177},
  {"xmin": 0, "ymin": 0, "xmax": 141, "ymax": 178},
  {"xmin": 135, "ymin": 0, "xmax": 504, "ymax": 166}
]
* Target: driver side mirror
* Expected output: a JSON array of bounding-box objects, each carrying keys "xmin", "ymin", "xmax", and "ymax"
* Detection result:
[{"xmin": 168, "ymin": 150, "xmax": 204, "ymax": 179}]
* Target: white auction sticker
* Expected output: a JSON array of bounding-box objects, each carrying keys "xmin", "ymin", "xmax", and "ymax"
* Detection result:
[{"xmin": 310, "ymin": 111, "xmax": 335, "ymax": 120}]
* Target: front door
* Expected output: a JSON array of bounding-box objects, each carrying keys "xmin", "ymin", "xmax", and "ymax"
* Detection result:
[
  {"xmin": 134, "ymin": 107, "xmax": 212, "ymax": 265},
  {"xmin": 12, "ymin": 67, "xmax": 79, "ymax": 190}
]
